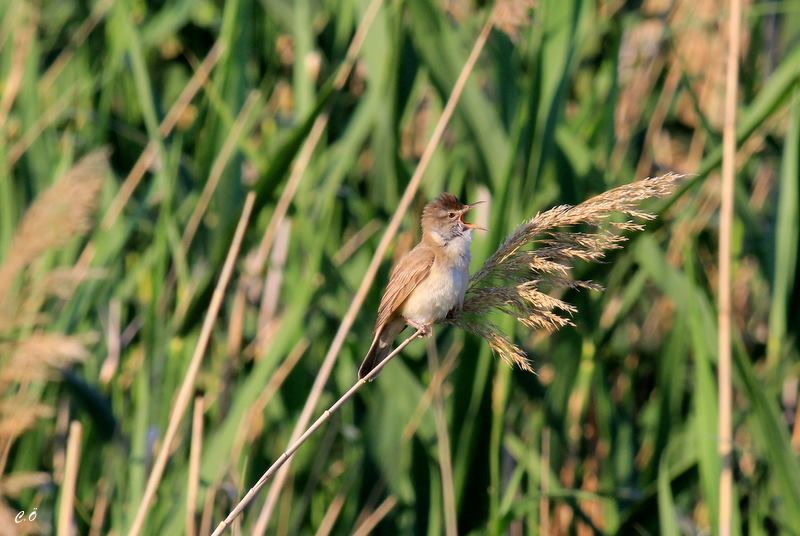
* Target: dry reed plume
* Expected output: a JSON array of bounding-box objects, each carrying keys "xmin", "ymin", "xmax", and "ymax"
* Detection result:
[
  {"xmin": 0, "ymin": 149, "xmax": 109, "ymax": 318},
  {"xmin": 448, "ymin": 172, "xmax": 685, "ymax": 371},
  {"xmin": 0, "ymin": 151, "xmax": 107, "ymax": 512},
  {"xmin": 491, "ymin": 0, "xmax": 536, "ymax": 41}
]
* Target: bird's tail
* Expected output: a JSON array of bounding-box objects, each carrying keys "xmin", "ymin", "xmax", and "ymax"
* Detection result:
[{"xmin": 358, "ymin": 318, "xmax": 405, "ymax": 380}]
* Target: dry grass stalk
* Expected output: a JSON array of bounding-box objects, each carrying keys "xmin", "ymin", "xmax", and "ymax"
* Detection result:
[
  {"xmin": 99, "ymin": 299, "xmax": 121, "ymax": 385},
  {"xmin": 314, "ymin": 489, "xmax": 348, "ymax": 536},
  {"xmin": 449, "ymin": 172, "xmax": 685, "ymax": 371},
  {"xmin": 187, "ymin": 396, "xmax": 205, "ymax": 536},
  {"xmin": 0, "ymin": 471, "xmax": 50, "ymax": 497},
  {"xmin": 88, "ymin": 478, "xmax": 111, "ymax": 536},
  {"xmin": 351, "ymin": 495, "xmax": 398, "ymax": 536},
  {"xmin": 718, "ymin": 0, "xmax": 742, "ymax": 531},
  {"xmin": 57, "ymin": 421, "xmax": 82, "ymax": 536},
  {"xmin": 255, "ymin": 220, "xmax": 291, "ymax": 351},
  {"xmin": 0, "ymin": 150, "xmax": 109, "ymax": 303}
]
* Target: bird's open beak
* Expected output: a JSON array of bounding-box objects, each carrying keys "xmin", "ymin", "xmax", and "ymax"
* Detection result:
[{"xmin": 459, "ymin": 201, "xmax": 486, "ymax": 231}]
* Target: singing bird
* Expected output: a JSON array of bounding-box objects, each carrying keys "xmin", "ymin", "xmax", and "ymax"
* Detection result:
[{"xmin": 358, "ymin": 193, "xmax": 484, "ymax": 379}]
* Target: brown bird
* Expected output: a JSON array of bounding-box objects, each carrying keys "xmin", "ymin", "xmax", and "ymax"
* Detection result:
[{"xmin": 358, "ymin": 193, "xmax": 484, "ymax": 379}]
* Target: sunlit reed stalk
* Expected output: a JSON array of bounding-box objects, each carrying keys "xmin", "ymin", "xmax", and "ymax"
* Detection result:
[
  {"xmin": 186, "ymin": 395, "xmax": 205, "ymax": 536},
  {"xmin": 57, "ymin": 421, "xmax": 82, "ymax": 536},
  {"xmin": 351, "ymin": 495, "xmax": 398, "ymax": 536},
  {"xmin": 88, "ymin": 479, "xmax": 111, "ymax": 536},
  {"xmin": 251, "ymin": 12, "xmax": 496, "ymax": 533},
  {"xmin": 718, "ymin": 0, "xmax": 742, "ymax": 532},
  {"xmin": 314, "ymin": 490, "xmax": 347, "ymax": 536},
  {"xmin": 128, "ymin": 192, "xmax": 256, "ymax": 536}
]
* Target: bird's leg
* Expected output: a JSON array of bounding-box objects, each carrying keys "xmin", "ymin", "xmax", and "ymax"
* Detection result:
[
  {"xmin": 445, "ymin": 303, "xmax": 464, "ymax": 320},
  {"xmin": 406, "ymin": 319, "xmax": 432, "ymax": 337}
]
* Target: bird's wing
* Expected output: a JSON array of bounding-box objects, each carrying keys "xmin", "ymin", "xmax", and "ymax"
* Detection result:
[{"xmin": 375, "ymin": 245, "xmax": 435, "ymax": 329}]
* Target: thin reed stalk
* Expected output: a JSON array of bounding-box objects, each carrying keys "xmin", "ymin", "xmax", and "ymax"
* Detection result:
[
  {"xmin": 186, "ymin": 396, "xmax": 205, "ymax": 536},
  {"xmin": 210, "ymin": 329, "xmax": 424, "ymax": 536},
  {"xmin": 57, "ymin": 421, "xmax": 82, "ymax": 536},
  {"xmin": 351, "ymin": 496, "xmax": 398, "ymax": 536},
  {"xmin": 314, "ymin": 490, "xmax": 347, "ymax": 536},
  {"xmin": 88, "ymin": 479, "xmax": 111, "ymax": 536},
  {"xmin": 250, "ymin": 14, "xmax": 495, "ymax": 532},
  {"xmin": 718, "ymin": 0, "xmax": 742, "ymax": 532},
  {"xmin": 128, "ymin": 192, "xmax": 256, "ymax": 536}
]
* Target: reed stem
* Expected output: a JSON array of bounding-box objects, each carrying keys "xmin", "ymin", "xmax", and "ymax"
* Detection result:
[{"xmin": 210, "ymin": 329, "xmax": 423, "ymax": 536}]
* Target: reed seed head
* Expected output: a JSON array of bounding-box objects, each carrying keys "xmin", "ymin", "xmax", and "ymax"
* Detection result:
[{"xmin": 447, "ymin": 172, "xmax": 685, "ymax": 371}]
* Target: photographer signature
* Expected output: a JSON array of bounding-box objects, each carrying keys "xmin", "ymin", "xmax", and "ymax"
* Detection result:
[{"xmin": 15, "ymin": 507, "xmax": 38, "ymax": 524}]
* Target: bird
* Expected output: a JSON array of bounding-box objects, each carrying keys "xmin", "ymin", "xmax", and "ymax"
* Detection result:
[{"xmin": 358, "ymin": 193, "xmax": 484, "ymax": 379}]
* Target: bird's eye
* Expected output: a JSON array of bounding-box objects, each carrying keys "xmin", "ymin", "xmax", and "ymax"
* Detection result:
[{"xmin": 448, "ymin": 212, "xmax": 456, "ymax": 219}]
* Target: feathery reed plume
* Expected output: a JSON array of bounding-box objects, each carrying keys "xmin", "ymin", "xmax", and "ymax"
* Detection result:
[
  {"xmin": 491, "ymin": 0, "xmax": 536, "ymax": 41},
  {"xmin": 0, "ymin": 150, "xmax": 109, "ymax": 305},
  {"xmin": 0, "ymin": 334, "xmax": 91, "ymax": 387},
  {"xmin": 0, "ymin": 403, "xmax": 53, "ymax": 439},
  {"xmin": 448, "ymin": 172, "xmax": 685, "ymax": 370}
]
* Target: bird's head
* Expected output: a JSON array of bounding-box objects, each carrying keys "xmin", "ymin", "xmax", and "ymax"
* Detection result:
[{"xmin": 421, "ymin": 193, "xmax": 485, "ymax": 244}]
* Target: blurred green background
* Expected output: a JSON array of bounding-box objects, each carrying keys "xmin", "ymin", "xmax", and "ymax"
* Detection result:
[{"xmin": 1, "ymin": 0, "xmax": 799, "ymax": 534}]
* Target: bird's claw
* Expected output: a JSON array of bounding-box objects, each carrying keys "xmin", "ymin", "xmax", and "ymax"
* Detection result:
[{"xmin": 407, "ymin": 320, "xmax": 432, "ymax": 337}]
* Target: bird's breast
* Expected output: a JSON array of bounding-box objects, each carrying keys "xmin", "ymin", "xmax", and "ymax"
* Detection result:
[{"xmin": 400, "ymin": 251, "xmax": 470, "ymax": 326}]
